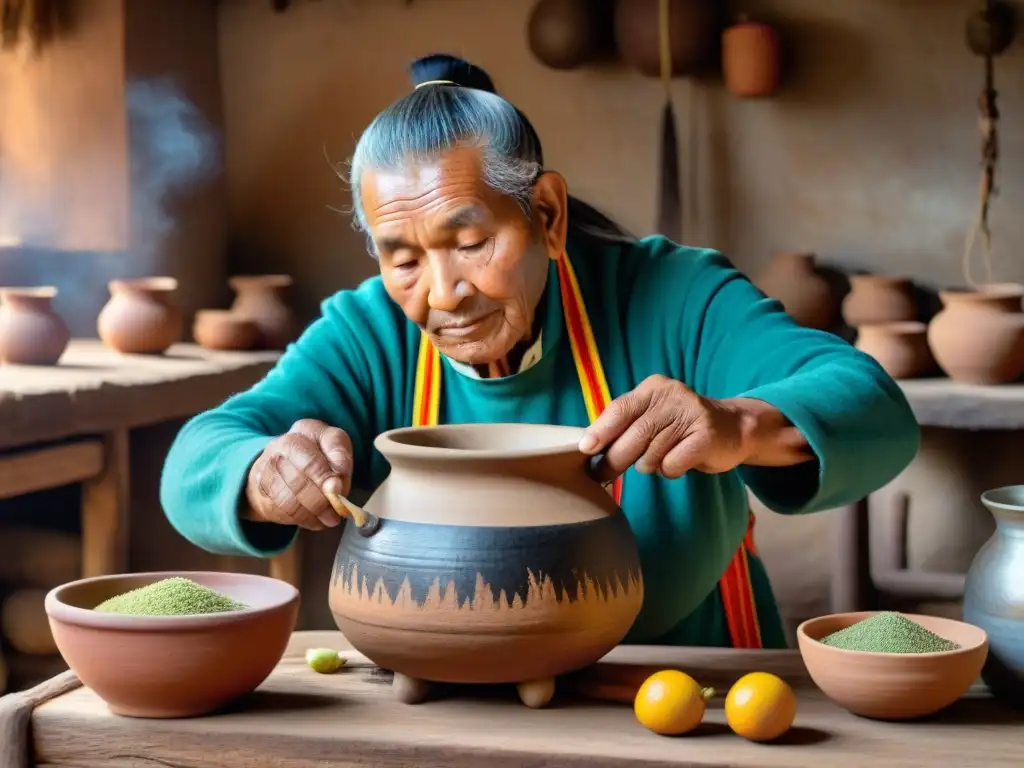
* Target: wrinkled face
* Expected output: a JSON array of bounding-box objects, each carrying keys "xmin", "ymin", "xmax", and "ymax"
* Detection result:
[{"xmin": 360, "ymin": 147, "xmax": 568, "ymax": 365}]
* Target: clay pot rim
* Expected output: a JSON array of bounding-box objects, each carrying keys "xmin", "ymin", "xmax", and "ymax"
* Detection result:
[
  {"xmin": 376, "ymin": 423, "xmax": 588, "ymax": 461},
  {"xmin": 109, "ymin": 276, "xmax": 179, "ymax": 294},
  {"xmin": 856, "ymin": 321, "xmax": 926, "ymax": 335},
  {"xmin": 0, "ymin": 285, "xmax": 58, "ymax": 299},
  {"xmin": 940, "ymin": 283, "xmax": 1024, "ymax": 301},
  {"xmin": 980, "ymin": 485, "xmax": 1024, "ymax": 514},
  {"xmin": 796, "ymin": 611, "xmax": 988, "ymax": 660},
  {"xmin": 229, "ymin": 274, "xmax": 293, "ymax": 289},
  {"xmin": 45, "ymin": 571, "xmax": 299, "ymax": 631}
]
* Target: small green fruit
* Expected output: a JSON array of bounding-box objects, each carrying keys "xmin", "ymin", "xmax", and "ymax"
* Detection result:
[{"xmin": 306, "ymin": 648, "xmax": 345, "ymax": 674}]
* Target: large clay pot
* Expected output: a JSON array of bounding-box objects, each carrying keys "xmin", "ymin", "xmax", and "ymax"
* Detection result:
[
  {"xmin": 841, "ymin": 275, "xmax": 917, "ymax": 327},
  {"xmin": 855, "ymin": 321, "xmax": 934, "ymax": 379},
  {"xmin": 527, "ymin": 0, "xmax": 599, "ymax": 70},
  {"xmin": 754, "ymin": 252, "xmax": 838, "ymax": 330},
  {"xmin": 963, "ymin": 485, "xmax": 1024, "ymax": 709},
  {"xmin": 329, "ymin": 423, "xmax": 644, "ymax": 708},
  {"xmin": 722, "ymin": 17, "xmax": 781, "ymax": 98},
  {"xmin": 926, "ymin": 286, "xmax": 1024, "ymax": 384},
  {"xmin": 97, "ymin": 277, "xmax": 183, "ymax": 355},
  {"xmin": 229, "ymin": 274, "xmax": 296, "ymax": 350},
  {"xmin": 614, "ymin": 0, "xmax": 720, "ymax": 78},
  {"xmin": 0, "ymin": 287, "xmax": 70, "ymax": 365}
]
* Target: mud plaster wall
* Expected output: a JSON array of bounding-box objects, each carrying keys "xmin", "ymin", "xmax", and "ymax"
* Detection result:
[{"xmin": 213, "ymin": 0, "xmax": 1023, "ymax": 634}]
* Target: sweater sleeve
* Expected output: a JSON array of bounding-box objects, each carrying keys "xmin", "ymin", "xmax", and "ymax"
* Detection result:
[
  {"xmin": 634, "ymin": 240, "xmax": 920, "ymax": 514},
  {"xmin": 159, "ymin": 286, "xmax": 385, "ymax": 557}
]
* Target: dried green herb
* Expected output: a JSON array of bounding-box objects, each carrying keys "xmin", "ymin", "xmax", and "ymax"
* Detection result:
[
  {"xmin": 820, "ymin": 611, "xmax": 961, "ymax": 654},
  {"xmin": 93, "ymin": 577, "xmax": 246, "ymax": 616}
]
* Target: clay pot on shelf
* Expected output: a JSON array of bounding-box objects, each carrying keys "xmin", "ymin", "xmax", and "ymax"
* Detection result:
[
  {"xmin": 854, "ymin": 322, "xmax": 934, "ymax": 379},
  {"xmin": 754, "ymin": 252, "xmax": 838, "ymax": 330},
  {"xmin": 614, "ymin": 0, "xmax": 721, "ymax": 78},
  {"xmin": 722, "ymin": 17, "xmax": 781, "ymax": 98},
  {"xmin": 97, "ymin": 277, "xmax": 183, "ymax": 355},
  {"xmin": 329, "ymin": 423, "xmax": 644, "ymax": 709},
  {"xmin": 229, "ymin": 275, "xmax": 296, "ymax": 351},
  {"xmin": 192, "ymin": 310, "xmax": 258, "ymax": 352},
  {"xmin": 963, "ymin": 485, "xmax": 1024, "ymax": 710},
  {"xmin": 926, "ymin": 285, "xmax": 1024, "ymax": 385},
  {"xmin": 527, "ymin": 0, "xmax": 600, "ymax": 70},
  {"xmin": 0, "ymin": 287, "xmax": 70, "ymax": 365},
  {"xmin": 841, "ymin": 275, "xmax": 917, "ymax": 327}
]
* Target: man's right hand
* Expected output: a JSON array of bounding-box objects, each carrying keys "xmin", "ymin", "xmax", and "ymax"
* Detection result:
[{"xmin": 244, "ymin": 419, "xmax": 354, "ymax": 531}]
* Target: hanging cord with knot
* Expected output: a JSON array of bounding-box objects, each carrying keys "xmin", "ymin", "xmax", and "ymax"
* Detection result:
[{"xmin": 962, "ymin": 0, "xmax": 1004, "ymax": 288}]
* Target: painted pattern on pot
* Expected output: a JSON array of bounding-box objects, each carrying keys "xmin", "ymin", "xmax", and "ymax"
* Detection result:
[{"xmin": 328, "ymin": 423, "xmax": 644, "ymax": 701}]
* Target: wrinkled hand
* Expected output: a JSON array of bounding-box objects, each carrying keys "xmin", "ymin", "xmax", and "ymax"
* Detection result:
[
  {"xmin": 245, "ymin": 419, "xmax": 354, "ymax": 531},
  {"xmin": 578, "ymin": 375, "xmax": 751, "ymax": 482}
]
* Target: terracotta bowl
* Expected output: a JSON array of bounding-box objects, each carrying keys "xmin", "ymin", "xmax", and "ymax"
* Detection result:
[
  {"xmin": 192, "ymin": 309, "xmax": 258, "ymax": 351},
  {"xmin": 45, "ymin": 571, "xmax": 299, "ymax": 718},
  {"xmin": 797, "ymin": 611, "xmax": 988, "ymax": 721}
]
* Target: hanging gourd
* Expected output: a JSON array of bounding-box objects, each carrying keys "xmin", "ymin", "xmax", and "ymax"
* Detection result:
[
  {"xmin": 613, "ymin": 0, "xmax": 720, "ymax": 78},
  {"xmin": 526, "ymin": 0, "xmax": 601, "ymax": 71},
  {"xmin": 722, "ymin": 15, "xmax": 782, "ymax": 98}
]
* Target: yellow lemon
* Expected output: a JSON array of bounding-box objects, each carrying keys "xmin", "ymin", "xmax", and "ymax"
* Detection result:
[
  {"xmin": 634, "ymin": 669, "xmax": 714, "ymax": 736},
  {"xmin": 724, "ymin": 671, "xmax": 796, "ymax": 742}
]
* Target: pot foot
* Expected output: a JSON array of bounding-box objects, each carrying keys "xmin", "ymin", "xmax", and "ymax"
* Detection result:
[
  {"xmin": 517, "ymin": 678, "xmax": 555, "ymax": 708},
  {"xmin": 392, "ymin": 673, "xmax": 431, "ymax": 704}
]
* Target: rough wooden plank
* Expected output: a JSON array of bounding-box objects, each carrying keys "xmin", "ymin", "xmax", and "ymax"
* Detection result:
[
  {"xmin": 29, "ymin": 632, "xmax": 1024, "ymax": 768},
  {"xmin": 80, "ymin": 430, "xmax": 129, "ymax": 578},
  {"xmin": 2, "ymin": 670, "xmax": 81, "ymax": 768},
  {"xmin": 0, "ymin": 441, "xmax": 104, "ymax": 500},
  {"xmin": 0, "ymin": 341, "xmax": 280, "ymax": 450},
  {"xmin": 899, "ymin": 378, "xmax": 1024, "ymax": 429}
]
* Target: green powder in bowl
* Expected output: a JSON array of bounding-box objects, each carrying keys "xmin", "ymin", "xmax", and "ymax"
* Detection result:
[
  {"xmin": 820, "ymin": 611, "xmax": 962, "ymax": 654},
  {"xmin": 93, "ymin": 577, "xmax": 248, "ymax": 616}
]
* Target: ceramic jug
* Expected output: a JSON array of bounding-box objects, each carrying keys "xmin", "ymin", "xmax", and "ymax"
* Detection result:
[
  {"xmin": 963, "ymin": 486, "xmax": 1024, "ymax": 709},
  {"xmin": 754, "ymin": 252, "xmax": 838, "ymax": 330},
  {"xmin": 854, "ymin": 321, "xmax": 934, "ymax": 379},
  {"xmin": 0, "ymin": 287, "xmax": 70, "ymax": 365},
  {"xmin": 97, "ymin": 277, "xmax": 183, "ymax": 355},
  {"xmin": 328, "ymin": 423, "xmax": 644, "ymax": 708},
  {"xmin": 927, "ymin": 286, "xmax": 1024, "ymax": 384},
  {"xmin": 841, "ymin": 275, "xmax": 917, "ymax": 327},
  {"xmin": 228, "ymin": 274, "xmax": 296, "ymax": 350}
]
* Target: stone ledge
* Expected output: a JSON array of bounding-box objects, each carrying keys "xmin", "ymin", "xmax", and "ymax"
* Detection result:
[
  {"xmin": 899, "ymin": 378, "xmax": 1024, "ymax": 430},
  {"xmin": 0, "ymin": 341, "xmax": 280, "ymax": 449}
]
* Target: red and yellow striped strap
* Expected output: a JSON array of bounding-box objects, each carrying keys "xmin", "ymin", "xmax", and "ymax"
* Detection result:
[{"xmin": 411, "ymin": 251, "xmax": 762, "ymax": 649}]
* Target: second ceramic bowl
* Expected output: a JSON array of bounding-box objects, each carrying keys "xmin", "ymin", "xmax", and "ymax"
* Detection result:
[
  {"xmin": 45, "ymin": 571, "xmax": 299, "ymax": 718},
  {"xmin": 797, "ymin": 611, "xmax": 988, "ymax": 720}
]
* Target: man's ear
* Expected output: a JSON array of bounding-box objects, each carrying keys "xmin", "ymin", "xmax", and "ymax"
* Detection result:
[{"xmin": 532, "ymin": 171, "xmax": 568, "ymax": 259}]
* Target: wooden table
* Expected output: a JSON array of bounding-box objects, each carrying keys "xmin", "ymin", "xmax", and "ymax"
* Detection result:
[
  {"xmin": 23, "ymin": 630, "xmax": 1023, "ymax": 768},
  {"xmin": 0, "ymin": 341, "xmax": 282, "ymax": 581}
]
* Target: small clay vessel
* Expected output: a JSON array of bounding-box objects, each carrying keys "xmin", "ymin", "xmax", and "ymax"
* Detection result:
[
  {"xmin": 329, "ymin": 424, "xmax": 644, "ymax": 708},
  {"xmin": 927, "ymin": 285, "xmax": 1024, "ymax": 385},
  {"xmin": 754, "ymin": 252, "xmax": 838, "ymax": 330},
  {"xmin": 842, "ymin": 275, "xmax": 917, "ymax": 327},
  {"xmin": 527, "ymin": 0, "xmax": 598, "ymax": 70},
  {"xmin": 722, "ymin": 16, "xmax": 781, "ymax": 98},
  {"xmin": 97, "ymin": 277, "xmax": 183, "ymax": 355},
  {"xmin": 0, "ymin": 287, "xmax": 70, "ymax": 365},
  {"xmin": 964, "ymin": 485, "xmax": 1024, "ymax": 710},
  {"xmin": 854, "ymin": 322, "xmax": 934, "ymax": 379},
  {"xmin": 229, "ymin": 274, "xmax": 296, "ymax": 350},
  {"xmin": 192, "ymin": 310, "xmax": 258, "ymax": 351},
  {"xmin": 614, "ymin": 0, "xmax": 721, "ymax": 78}
]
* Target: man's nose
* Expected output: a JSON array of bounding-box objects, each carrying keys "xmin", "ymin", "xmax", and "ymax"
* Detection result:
[{"xmin": 426, "ymin": 257, "xmax": 471, "ymax": 311}]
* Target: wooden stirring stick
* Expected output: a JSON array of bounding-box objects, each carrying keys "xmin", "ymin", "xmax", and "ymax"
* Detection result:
[{"xmin": 323, "ymin": 489, "xmax": 381, "ymax": 537}]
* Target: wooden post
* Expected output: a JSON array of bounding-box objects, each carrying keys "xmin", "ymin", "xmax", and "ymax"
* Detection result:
[
  {"xmin": 269, "ymin": 536, "xmax": 301, "ymax": 588},
  {"xmin": 81, "ymin": 429, "xmax": 130, "ymax": 577}
]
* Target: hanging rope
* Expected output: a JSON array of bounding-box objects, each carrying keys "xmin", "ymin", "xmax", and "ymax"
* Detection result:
[{"xmin": 962, "ymin": 0, "xmax": 1004, "ymax": 288}]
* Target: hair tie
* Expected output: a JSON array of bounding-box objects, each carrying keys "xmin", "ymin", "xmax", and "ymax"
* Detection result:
[{"xmin": 415, "ymin": 79, "xmax": 457, "ymax": 89}]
